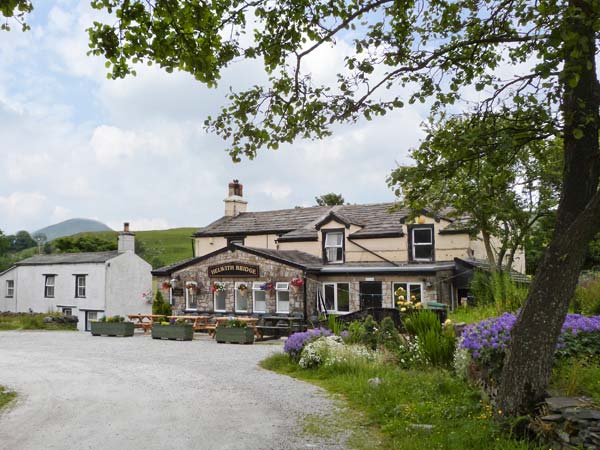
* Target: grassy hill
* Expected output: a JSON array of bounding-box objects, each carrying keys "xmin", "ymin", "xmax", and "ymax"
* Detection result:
[
  {"xmin": 0, "ymin": 228, "xmax": 196, "ymax": 271},
  {"xmin": 35, "ymin": 218, "xmax": 112, "ymax": 241},
  {"xmin": 72, "ymin": 228, "xmax": 196, "ymax": 268}
]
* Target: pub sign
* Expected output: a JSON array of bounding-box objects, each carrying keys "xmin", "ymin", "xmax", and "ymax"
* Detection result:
[{"xmin": 208, "ymin": 262, "xmax": 259, "ymax": 278}]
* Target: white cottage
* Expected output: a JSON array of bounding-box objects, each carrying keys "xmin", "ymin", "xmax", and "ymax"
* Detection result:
[{"xmin": 0, "ymin": 223, "xmax": 152, "ymax": 331}]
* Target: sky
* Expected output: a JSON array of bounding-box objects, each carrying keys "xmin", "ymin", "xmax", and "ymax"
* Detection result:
[{"xmin": 0, "ymin": 0, "xmax": 429, "ymax": 234}]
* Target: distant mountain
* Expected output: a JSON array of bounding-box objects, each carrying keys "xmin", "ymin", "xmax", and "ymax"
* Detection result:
[{"xmin": 35, "ymin": 219, "xmax": 113, "ymax": 241}]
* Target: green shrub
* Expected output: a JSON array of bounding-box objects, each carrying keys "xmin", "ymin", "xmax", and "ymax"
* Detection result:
[
  {"xmin": 376, "ymin": 317, "xmax": 402, "ymax": 350},
  {"xmin": 571, "ymin": 278, "xmax": 600, "ymax": 315},
  {"xmin": 325, "ymin": 314, "xmax": 344, "ymax": 335},
  {"xmin": 19, "ymin": 315, "xmax": 45, "ymax": 330},
  {"xmin": 404, "ymin": 310, "xmax": 440, "ymax": 337},
  {"xmin": 153, "ymin": 290, "xmax": 172, "ymax": 316},
  {"xmin": 404, "ymin": 310, "xmax": 456, "ymax": 368},
  {"xmin": 470, "ymin": 270, "xmax": 527, "ymax": 313},
  {"xmin": 222, "ymin": 319, "xmax": 247, "ymax": 328},
  {"xmin": 106, "ymin": 315, "xmax": 125, "ymax": 323}
]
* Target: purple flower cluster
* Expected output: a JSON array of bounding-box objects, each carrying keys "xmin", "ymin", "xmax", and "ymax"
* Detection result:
[
  {"xmin": 561, "ymin": 314, "xmax": 600, "ymax": 335},
  {"xmin": 460, "ymin": 313, "xmax": 516, "ymax": 359},
  {"xmin": 284, "ymin": 327, "xmax": 333, "ymax": 360},
  {"xmin": 460, "ymin": 313, "xmax": 600, "ymax": 361}
]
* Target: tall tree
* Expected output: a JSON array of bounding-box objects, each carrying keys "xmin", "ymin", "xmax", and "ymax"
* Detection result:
[
  {"xmin": 315, "ymin": 193, "xmax": 345, "ymax": 206},
  {"xmin": 0, "ymin": 230, "xmax": 10, "ymax": 256},
  {"xmin": 11, "ymin": 231, "xmax": 36, "ymax": 252},
  {"xmin": 0, "ymin": 0, "xmax": 31, "ymax": 31},
  {"xmin": 390, "ymin": 111, "xmax": 562, "ymax": 271},
  {"xmin": 6, "ymin": 0, "xmax": 600, "ymax": 414}
]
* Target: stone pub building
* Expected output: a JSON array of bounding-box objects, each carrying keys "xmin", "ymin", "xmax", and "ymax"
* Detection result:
[{"xmin": 152, "ymin": 181, "xmax": 525, "ymax": 318}]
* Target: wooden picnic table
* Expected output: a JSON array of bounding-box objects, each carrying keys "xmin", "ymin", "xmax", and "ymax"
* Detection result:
[
  {"xmin": 127, "ymin": 314, "xmax": 165, "ymax": 333},
  {"xmin": 255, "ymin": 316, "xmax": 306, "ymax": 339},
  {"xmin": 167, "ymin": 315, "xmax": 211, "ymax": 331}
]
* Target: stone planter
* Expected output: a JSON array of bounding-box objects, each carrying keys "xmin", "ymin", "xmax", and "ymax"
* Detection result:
[
  {"xmin": 90, "ymin": 322, "xmax": 134, "ymax": 337},
  {"xmin": 215, "ymin": 327, "xmax": 255, "ymax": 344},
  {"xmin": 152, "ymin": 324, "xmax": 193, "ymax": 341}
]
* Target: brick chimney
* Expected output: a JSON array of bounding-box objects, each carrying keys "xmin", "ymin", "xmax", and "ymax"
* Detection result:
[
  {"xmin": 118, "ymin": 222, "xmax": 135, "ymax": 253},
  {"xmin": 224, "ymin": 179, "xmax": 248, "ymax": 217}
]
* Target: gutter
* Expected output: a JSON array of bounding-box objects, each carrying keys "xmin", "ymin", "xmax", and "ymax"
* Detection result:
[{"xmin": 317, "ymin": 263, "xmax": 455, "ymax": 274}]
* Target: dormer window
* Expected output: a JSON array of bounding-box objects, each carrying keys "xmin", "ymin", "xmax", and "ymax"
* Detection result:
[
  {"xmin": 410, "ymin": 225, "xmax": 434, "ymax": 261},
  {"xmin": 324, "ymin": 230, "xmax": 344, "ymax": 263}
]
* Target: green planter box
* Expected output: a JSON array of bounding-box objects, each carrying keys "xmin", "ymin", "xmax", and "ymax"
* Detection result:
[
  {"xmin": 152, "ymin": 324, "xmax": 193, "ymax": 341},
  {"xmin": 90, "ymin": 322, "xmax": 134, "ymax": 337},
  {"xmin": 215, "ymin": 327, "xmax": 255, "ymax": 344}
]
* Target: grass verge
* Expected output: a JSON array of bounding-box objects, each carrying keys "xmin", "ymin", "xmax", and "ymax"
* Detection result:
[
  {"xmin": 551, "ymin": 358, "xmax": 600, "ymax": 402},
  {"xmin": 261, "ymin": 353, "xmax": 541, "ymax": 450},
  {"xmin": 0, "ymin": 313, "xmax": 77, "ymax": 331},
  {"xmin": 0, "ymin": 386, "xmax": 16, "ymax": 412}
]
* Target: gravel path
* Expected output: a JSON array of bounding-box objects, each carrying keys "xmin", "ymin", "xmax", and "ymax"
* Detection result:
[{"xmin": 0, "ymin": 331, "xmax": 344, "ymax": 450}]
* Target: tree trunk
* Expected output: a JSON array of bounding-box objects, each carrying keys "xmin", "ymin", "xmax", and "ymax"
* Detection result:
[
  {"xmin": 497, "ymin": 0, "xmax": 600, "ymax": 415},
  {"xmin": 482, "ymin": 230, "xmax": 498, "ymax": 271}
]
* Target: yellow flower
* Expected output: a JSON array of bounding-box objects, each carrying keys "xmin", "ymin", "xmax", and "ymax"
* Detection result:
[
  {"xmin": 411, "ymin": 295, "xmax": 416, "ymax": 301},
  {"xmin": 397, "ymin": 295, "xmax": 405, "ymax": 301},
  {"xmin": 401, "ymin": 307, "xmax": 407, "ymax": 312}
]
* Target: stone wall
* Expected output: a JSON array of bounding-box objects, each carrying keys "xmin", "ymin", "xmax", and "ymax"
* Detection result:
[{"xmin": 156, "ymin": 248, "xmax": 306, "ymax": 315}]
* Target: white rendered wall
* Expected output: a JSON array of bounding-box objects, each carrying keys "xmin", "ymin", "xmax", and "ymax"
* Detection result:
[{"xmin": 105, "ymin": 252, "xmax": 152, "ymax": 318}]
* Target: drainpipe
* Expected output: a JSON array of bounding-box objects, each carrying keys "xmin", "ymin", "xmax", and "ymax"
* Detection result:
[
  {"xmin": 347, "ymin": 238, "xmax": 400, "ymax": 267},
  {"xmin": 302, "ymin": 273, "xmax": 308, "ymax": 320}
]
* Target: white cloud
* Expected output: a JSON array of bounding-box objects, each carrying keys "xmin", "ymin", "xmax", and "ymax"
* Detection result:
[
  {"xmin": 256, "ymin": 182, "xmax": 293, "ymax": 201},
  {"xmin": 0, "ymin": 0, "xmax": 427, "ymax": 235},
  {"xmin": 107, "ymin": 218, "xmax": 172, "ymax": 232},
  {"xmin": 0, "ymin": 192, "xmax": 47, "ymax": 220}
]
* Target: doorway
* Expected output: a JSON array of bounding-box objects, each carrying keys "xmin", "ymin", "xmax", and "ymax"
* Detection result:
[{"xmin": 359, "ymin": 281, "xmax": 382, "ymax": 309}]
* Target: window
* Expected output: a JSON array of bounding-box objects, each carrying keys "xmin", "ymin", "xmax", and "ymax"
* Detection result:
[
  {"xmin": 322, "ymin": 283, "xmax": 350, "ymax": 313},
  {"xmin": 411, "ymin": 226, "xmax": 434, "ymax": 261},
  {"xmin": 5, "ymin": 280, "xmax": 14, "ymax": 298},
  {"xmin": 324, "ymin": 231, "xmax": 344, "ymax": 263},
  {"xmin": 276, "ymin": 282, "xmax": 290, "ymax": 313},
  {"xmin": 235, "ymin": 282, "xmax": 249, "ymax": 312},
  {"xmin": 214, "ymin": 287, "xmax": 227, "ymax": 312},
  {"xmin": 75, "ymin": 275, "xmax": 86, "ymax": 298},
  {"xmin": 392, "ymin": 282, "xmax": 423, "ymax": 307},
  {"xmin": 252, "ymin": 282, "xmax": 266, "ymax": 313},
  {"xmin": 227, "ymin": 236, "xmax": 245, "ymax": 246},
  {"xmin": 62, "ymin": 308, "xmax": 72, "ymax": 317},
  {"xmin": 44, "ymin": 275, "xmax": 55, "ymax": 298},
  {"xmin": 186, "ymin": 287, "xmax": 198, "ymax": 310}
]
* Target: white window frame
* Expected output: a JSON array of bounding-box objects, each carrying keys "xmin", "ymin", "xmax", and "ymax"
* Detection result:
[
  {"xmin": 322, "ymin": 282, "xmax": 351, "ymax": 314},
  {"xmin": 324, "ymin": 231, "xmax": 344, "ymax": 264},
  {"xmin": 75, "ymin": 275, "xmax": 86, "ymax": 298},
  {"xmin": 185, "ymin": 287, "xmax": 198, "ymax": 310},
  {"xmin": 275, "ymin": 282, "xmax": 290, "ymax": 313},
  {"xmin": 5, "ymin": 280, "xmax": 14, "ymax": 298},
  {"xmin": 235, "ymin": 282, "xmax": 249, "ymax": 313},
  {"xmin": 62, "ymin": 307, "xmax": 72, "ymax": 317},
  {"xmin": 392, "ymin": 282, "xmax": 424, "ymax": 306},
  {"xmin": 411, "ymin": 227, "xmax": 433, "ymax": 261},
  {"xmin": 44, "ymin": 275, "xmax": 55, "ymax": 298},
  {"xmin": 252, "ymin": 282, "xmax": 266, "ymax": 313},
  {"xmin": 213, "ymin": 286, "xmax": 227, "ymax": 312}
]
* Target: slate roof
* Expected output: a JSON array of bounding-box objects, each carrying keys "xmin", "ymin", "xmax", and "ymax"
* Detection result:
[
  {"xmin": 194, "ymin": 203, "xmax": 468, "ymax": 241},
  {"xmin": 454, "ymin": 258, "xmax": 529, "ymax": 283},
  {"xmin": 151, "ymin": 244, "xmax": 322, "ymax": 275},
  {"xmin": 16, "ymin": 251, "xmax": 120, "ymax": 266}
]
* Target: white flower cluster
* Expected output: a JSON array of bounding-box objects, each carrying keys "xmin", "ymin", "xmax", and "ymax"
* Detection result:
[
  {"xmin": 394, "ymin": 335, "xmax": 424, "ymax": 368},
  {"xmin": 298, "ymin": 336, "xmax": 376, "ymax": 369},
  {"xmin": 453, "ymin": 337, "xmax": 471, "ymax": 380}
]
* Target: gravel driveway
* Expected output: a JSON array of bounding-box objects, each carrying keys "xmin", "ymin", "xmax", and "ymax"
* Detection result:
[{"xmin": 0, "ymin": 331, "xmax": 342, "ymax": 450}]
